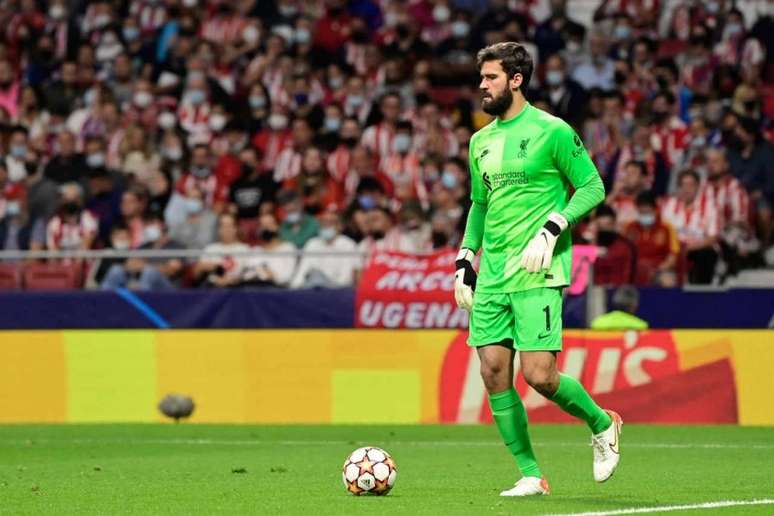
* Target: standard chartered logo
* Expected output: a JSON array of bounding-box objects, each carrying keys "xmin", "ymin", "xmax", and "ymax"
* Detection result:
[{"xmin": 488, "ymin": 170, "xmax": 529, "ymax": 188}]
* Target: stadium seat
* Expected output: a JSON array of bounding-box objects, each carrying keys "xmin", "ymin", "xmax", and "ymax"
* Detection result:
[
  {"xmin": 23, "ymin": 262, "xmax": 82, "ymax": 290},
  {"xmin": 0, "ymin": 263, "xmax": 22, "ymax": 289}
]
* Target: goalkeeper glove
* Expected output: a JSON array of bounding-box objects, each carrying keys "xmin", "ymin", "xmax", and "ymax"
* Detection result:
[
  {"xmin": 519, "ymin": 212, "xmax": 569, "ymax": 273},
  {"xmin": 454, "ymin": 248, "xmax": 476, "ymax": 312}
]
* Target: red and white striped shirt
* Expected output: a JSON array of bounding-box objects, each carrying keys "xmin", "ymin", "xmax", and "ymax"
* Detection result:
[
  {"xmin": 178, "ymin": 102, "xmax": 212, "ymax": 136},
  {"xmin": 699, "ymin": 175, "xmax": 750, "ymax": 227},
  {"xmin": 361, "ymin": 123, "xmax": 395, "ymax": 162},
  {"xmin": 200, "ymin": 15, "xmax": 246, "ymax": 45},
  {"xmin": 175, "ymin": 173, "xmax": 228, "ymax": 207},
  {"xmin": 273, "ymin": 147, "xmax": 303, "ymax": 182},
  {"xmin": 326, "ymin": 146, "xmax": 352, "ymax": 184},
  {"xmin": 379, "ymin": 152, "xmax": 428, "ymax": 210},
  {"xmin": 650, "ymin": 117, "xmax": 689, "ymax": 170},
  {"xmin": 252, "ymin": 129, "xmax": 292, "ymax": 174},
  {"xmin": 46, "ymin": 211, "xmax": 98, "ymax": 251},
  {"xmin": 129, "ymin": 0, "xmax": 166, "ymax": 35},
  {"xmin": 660, "ymin": 194, "xmax": 720, "ymax": 243}
]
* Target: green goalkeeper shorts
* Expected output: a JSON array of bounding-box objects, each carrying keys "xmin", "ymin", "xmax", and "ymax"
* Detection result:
[{"xmin": 468, "ymin": 287, "xmax": 563, "ymax": 351}]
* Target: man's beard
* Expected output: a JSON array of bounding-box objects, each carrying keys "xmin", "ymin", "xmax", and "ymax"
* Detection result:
[{"xmin": 482, "ymin": 87, "xmax": 514, "ymax": 116}]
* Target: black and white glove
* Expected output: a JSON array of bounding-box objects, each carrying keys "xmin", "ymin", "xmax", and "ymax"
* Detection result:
[
  {"xmin": 520, "ymin": 212, "xmax": 569, "ymax": 273},
  {"xmin": 454, "ymin": 248, "xmax": 477, "ymax": 312}
]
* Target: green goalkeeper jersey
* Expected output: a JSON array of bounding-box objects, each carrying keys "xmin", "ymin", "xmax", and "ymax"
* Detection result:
[{"xmin": 462, "ymin": 102, "xmax": 605, "ymax": 293}]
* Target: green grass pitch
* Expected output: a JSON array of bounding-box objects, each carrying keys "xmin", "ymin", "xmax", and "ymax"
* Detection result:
[{"xmin": 1, "ymin": 424, "xmax": 773, "ymax": 515}]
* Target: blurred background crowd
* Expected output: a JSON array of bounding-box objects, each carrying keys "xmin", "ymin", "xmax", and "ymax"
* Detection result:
[{"xmin": 0, "ymin": 0, "xmax": 770, "ymax": 290}]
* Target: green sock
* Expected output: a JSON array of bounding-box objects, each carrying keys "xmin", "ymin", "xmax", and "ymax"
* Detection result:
[
  {"xmin": 551, "ymin": 373, "xmax": 612, "ymax": 434},
  {"xmin": 489, "ymin": 388, "xmax": 541, "ymax": 478}
]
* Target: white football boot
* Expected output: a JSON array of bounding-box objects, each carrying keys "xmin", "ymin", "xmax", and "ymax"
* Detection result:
[
  {"xmin": 591, "ymin": 409, "xmax": 623, "ymax": 482},
  {"xmin": 499, "ymin": 476, "xmax": 551, "ymax": 497}
]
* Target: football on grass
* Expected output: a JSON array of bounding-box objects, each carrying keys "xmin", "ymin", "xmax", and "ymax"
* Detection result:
[{"xmin": 342, "ymin": 446, "xmax": 397, "ymax": 496}]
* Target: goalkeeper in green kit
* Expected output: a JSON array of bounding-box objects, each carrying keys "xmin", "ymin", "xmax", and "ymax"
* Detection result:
[{"xmin": 454, "ymin": 42, "xmax": 622, "ymax": 497}]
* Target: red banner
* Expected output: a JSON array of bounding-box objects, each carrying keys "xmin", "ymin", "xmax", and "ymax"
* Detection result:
[
  {"xmin": 355, "ymin": 250, "xmax": 469, "ymax": 329},
  {"xmin": 439, "ymin": 330, "xmax": 738, "ymax": 424}
]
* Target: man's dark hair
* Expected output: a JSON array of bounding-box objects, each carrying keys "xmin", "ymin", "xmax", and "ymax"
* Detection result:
[
  {"xmin": 625, "ymin": 160, "xmax": 648, "ymax": 177},
  {"xmin": 635, "ymin": 191, "xmax": 657, "ymax": 208},
  {"xmin": 596, "ymin": 203, "xmax": 616, "ymax": 219},
  {"xmin": 678, "ymin": 169, "xmax": 699, "ymax": 184},
  {"xmin": 476, "ymin": 42, "xmax": 534, "ymax": 90}
]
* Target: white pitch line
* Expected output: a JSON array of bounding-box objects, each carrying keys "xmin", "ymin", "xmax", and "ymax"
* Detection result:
[
  {"xmin": 547, "ymin": 498, "xmax": 774, "ymax": 516},
  {"xmin": 0, "ymin": 438, "xmax": 773, "ymax": 450}
]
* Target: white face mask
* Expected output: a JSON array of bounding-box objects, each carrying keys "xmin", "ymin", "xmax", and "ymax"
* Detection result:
[
  {"xmin": 242, "ymin": 26, "xmax": 260, "ymax": 45},
  {"xmin": 433, "ymin": 5, "xmax": 451, "ymax": 23},
  {"xmin": 158, "ymin": 111, "xmax": 177, "ymax": 130},
  {"xmin": 546, "ymin": 70, "xmax": 564, "ymax": 86},
  {"xmin": 392, "ymin": 134, "xmax": 411, "ymax": 154},
  {"xmin": 142, "ymin": 225, "xmax": 162, "ymax": 243},
  {"xmin": 163, "ymin": 146, "xmax": 183, "ymax": 161},
  {"xmin": 294, "ymin": 29, "xmax": 311, "ymax": 45},
  {"xmin": 49, "ymin": 4, "xmax": 66, "ymax": 20},
  {"xmin": 319, "ymin": 226, "xmax": 337, "ymax": 241},
  {"xmin": 133, "ymin": 91, "xmax": 153, "ymax": 108},
  {"xmin": 86, "ymin": 153, "xmax": 105, "ymax": 168},
  {"xmin": 450, "ymin": 21, "xmax": 470, "ymax": 38},
  {"xmin": 5, "ymin": 201, "xmax": 21, "ymax": 217},
  {"xmin": 209, "ymin": 113, "xmax": 227, "ymax": 132},
  {"xmin": 268, "ymin": 113, "xmax": 288, "ymax": 131}
]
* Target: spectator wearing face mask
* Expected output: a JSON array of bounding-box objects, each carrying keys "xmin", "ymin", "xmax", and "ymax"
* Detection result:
[
  {"xmin": 591, "ymin": 204, "xmax": 637, "ymax": 286},
  {"xmin": 46, "ymin": 182, "xmax": 98, "ymax": 252},
  {"xmin": 171, "ymin": 143, "xmax": 228, "ymax": 214},
  {"xmin": 166, "ymin": 187, "xmax": 218, "ymax": 250},
  {"xmin": 571, "ymin": 32, "xmax": 615, "ymax": 91},
  {"xmin": 278, "ymin": 190, "xmax": 320, "ymax": 248},
  {"xmin": 193, "ymin": 213, "xmax": 250, "ymax": 288},
  {"xmin": 379, "ymin": 120, "xmax": 427, "ymax": 209},
  {"xmin": 606, "ymin": 160, "xmax": 651, "ymax": 230},
  {"xmin": 243, "ymin": 212, "xmax": 297, "ymax": 287},
  {"xmin": 326, "ymin": 116, "xmax": 361, "ymax": 186},
  {"xmin": 252, "ymin": 104, "xmax": 293, "ymax": 174},
  {"xmin": 429, "ymin": 211, "xmax": 455, "ymax": 250},
  {"xmin": 0, "ymin": 194, "xmax": 45, "ymax": 252},
  {"xmin": 100, "ymin": 215, "xmax": 184, "ymax": 291},
  {"xmin": 623, "ymin": 192, "xmax": 679, "ymax": 286},
  {"xmin": 358, "ymin": 206, "xmax": 400, "ymax": 255},
  {"xmin": 228, "ymin": 147, "xmax": 279, "ymax": 222},
  {"xmin": 5, "ymin": 126, "xmax": 31, "ymax": 185},
  {"xmin": 291, "ymin": 209, "xmax": 359, "ymax": 288},
  {"xmin": 177, "ymin": 72, "xmax": 213, "ymax": 138},
  {"xmin": 542, "ymin": 53, "xmax": 587, "ymax": 128}
]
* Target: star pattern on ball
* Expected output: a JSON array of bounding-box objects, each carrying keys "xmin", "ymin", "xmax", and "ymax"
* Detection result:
[
  {"xmin": 346, "ymin": 480, "xmax": 364, "ymax": 496},
  {"xmin": 373, "ymin": 478, "xmax": 390, "ymax": 494},
  {"xmin": 357, "ymin": 458, "xmax": 375, "ymax": 475},
  {"xmin": 384, "ymin": 457, "xmax": 396, "ymax": 470}
]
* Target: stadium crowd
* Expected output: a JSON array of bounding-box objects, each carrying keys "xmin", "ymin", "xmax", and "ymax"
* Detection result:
[{"xmin": 0, "ymin": 0, "xmax": 770, "ymax": 289}]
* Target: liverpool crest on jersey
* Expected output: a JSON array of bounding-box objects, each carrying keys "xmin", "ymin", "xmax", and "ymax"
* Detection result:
[{"xmin": 517, "ymin": 138, "xmax": 530, "ymax": 158}]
